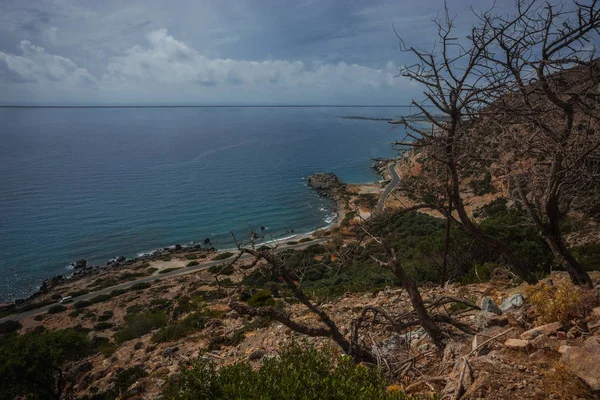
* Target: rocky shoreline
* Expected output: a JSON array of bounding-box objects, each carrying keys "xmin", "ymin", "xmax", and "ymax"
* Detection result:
[{"xmin": 2, "ymin": 173, "xmax": 351, "ymax": 311}]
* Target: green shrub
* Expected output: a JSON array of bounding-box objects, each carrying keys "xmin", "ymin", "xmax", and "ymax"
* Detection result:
[
  {"xmin": 247, "ymin": 290, "xmax": 275, "ymax": 308},
  {"xmin": 165, "ymin": 345, "xmax": 410, "ymax": 400},
  {"xmin": 47, "ymin": 304, "xmax": 67, "ymax": 314},
  {"xmin": 146, "ymin": 267, "xmax": 159, "ymax": 274},
  {"xmin": 571, "ymin": 243, "xmax": 600, "ymax": 270},
  {"xmin": 187, "ymin": 260, "xmax": 200, "ymax": 267},
  {"xmin": 0, "ymin": 320, "xmax": 22, "ymax": 335},
  {"xmin": 160, "ymin": 267, "xmax": 182, "ymax": 274},
  {"xmin": 93, "ymin": 322, "xmax": 113, "ymax": 331},
  {"xmin": 286, "ymin": 241, "xmax": 298, "ymax": 245},
  {"xmin": 109, "ymin": 288, "xmax": 127, "ymax": 297},
  {"xmin": 33, "ymin": 315, "xmax": 44, "ymax": 321},
  {"xmin": 128, "ymin": 282, "xmax": 151, "ymax": 291},
  {"xmin": 69, "ymin": 309, "xmax": 83, "ymax": 318},
  {"xmin": 0, "ymin": 329, "xmax": 92, "ymax": 399},
  {"xmin": 97, "ymin": 310, "xmax": 114, "ymax": 322},
  {"xmin": 151, "ymin": 324, "xmax": 189, "ymax": 343},
  {"xmin": 73, "ymin": 300, "xmax": 92, "ymax": 309},
  {"xmin": 208, "ymin": 264, "xmax": 234, "ymax": 275},
  {"xmin": 90, "ymin": 294, "xmax": 112, "ymax": 304},
  {"xmin": 114, "ymin": 311, "xmax": 168, "ymax": 343},
  {"xmin": 212, "ymin": 252, "xmax": 234, "ymax": 261},
  {"xmin": 186, "ymin": 254, "xmax": 199, "ymax": 260},
  {"xmin": 299, "ymin": 237, "xmax": 313, "ymax": 243}
]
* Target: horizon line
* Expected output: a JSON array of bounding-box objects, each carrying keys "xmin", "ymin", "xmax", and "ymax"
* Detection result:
[{"xmin": 0, "ymin": 104, "xmax": 420, "ymax": 109}]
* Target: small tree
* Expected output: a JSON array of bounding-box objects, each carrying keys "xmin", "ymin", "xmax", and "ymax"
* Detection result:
[
  {"xmin": 391, "ymin": 2, "xmax": 539, "ymax": 284},
  {"xmin": 472, "ymin": 0, "xmax": 600, "ymax": 287}
]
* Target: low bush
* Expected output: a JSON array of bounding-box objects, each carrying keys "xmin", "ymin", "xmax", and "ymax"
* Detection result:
[
  {"xmin": 299, "ymin": 237, "xmax": 313, "ymax": 243},
  {"xmin": 146, "ymin": 267, "xmax": 159, "ymax": 274},
  {"xmin": 89, "ymin": 294, "xmax": 112, "ymax": 304},
  {"xmin": 212, "ymin": 252, "xmax": 234, "ymax": 261},
  {"xmin": 97, "ymin": 310, "xmax": 114, "ymax": 322},
  {"xmin": 185, "ymin": 254, "xmax": 199, "ymax": 260},
  {"xmin": 186, "ymin": 260, "xmax": 200, "ymax": 267},
  {"xmin": 526, "ymin": 281, "xmax": 593, "ymax": 325},
  {"xmin": 73, "ymin": 300, "xmax": 92, "ymax": 309},
  {"xmin": 114, "ymin": 311, "xmax": 168, "ymax": 343},
  {"xmin": 0, "ymin": 320, "xmax": 22, "ymax": 335},
  {"xmin": 47, "ymin": 305, "xmax": 67, "ymax": 314},
  {"xmin": 165, "ymin": 344, "xmax": 411, "ymax": 400},
  {"xmin": 570, "ymin": 243, "xmax": 600, "ymax": 270},
  {"xmin": 151, "ymin": 324, "xmax": 189, "ymax": 343},
  {"xmin": 93, "ymin": 322, "xmax": 113, "ymax": 331},
  {"xmin": 160, "ymin": 267, "xmax": 182, "ymax": 274},
  {"xmin": 286, "ymin": 241, "xmax": 298, "ymax": 245},
  {"xmin": 128, "ymin": 282, "xmax": 151, "ymax": 291},
  {"xmin": 247, "ymin": 290, "xmax": 275, "ymax": 308},
  {"xmin": 208, "ymin": 264, "xmax": 234, "ymax": 275}
]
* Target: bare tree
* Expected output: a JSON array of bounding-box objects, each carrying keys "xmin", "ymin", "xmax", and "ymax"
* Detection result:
[
  {"xmin": 391, "ymin": 3, "xmax": 540, "ymax": 284},
  {"xmin": 471, "ymin": 0, "xmax": 600, "ymax": 287}
]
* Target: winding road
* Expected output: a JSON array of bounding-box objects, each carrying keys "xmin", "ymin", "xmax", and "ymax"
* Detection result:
[
  {"xmin": 374, "ymin": 162, "xmax": 400, "ymax": 215},
  {"xmin": 0, "ymin": 239, "xmax": 326, "ymax": 323}
]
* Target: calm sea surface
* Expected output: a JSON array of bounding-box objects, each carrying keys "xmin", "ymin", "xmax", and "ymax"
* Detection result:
[{"xmin": 0, "ymin": 107, "xmax": 405, "ymax": 300}]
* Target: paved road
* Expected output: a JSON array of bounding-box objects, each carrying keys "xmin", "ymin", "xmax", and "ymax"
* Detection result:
[
  {"xmin": 0, "ymin": 239, "xmax": 326, "ymax": 323},
  {"xmin": 374, "ymin": 162, "xmax": 399, "ymax": 215}
]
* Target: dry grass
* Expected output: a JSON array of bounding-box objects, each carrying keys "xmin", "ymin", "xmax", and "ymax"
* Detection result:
[
  {"xmin": 525, "ymin": 281, "xmax": 589, "ymax": 325},
  {"xmin": 542, "ymin": 362, "xmax": 595, "ymax": 399}
]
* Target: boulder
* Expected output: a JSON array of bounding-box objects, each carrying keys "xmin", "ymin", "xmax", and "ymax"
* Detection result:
[
  {"xmin": 504, "ymin": 338, "xmax": 531, "ymax": 350},
  {"xmin": 116, "ymin": 255, "xmax": 126, "ymax": 262},
  {"xmin": 74, "ymin": 259, "xmax": 87, "ymax": 269},
  {"xmin": 560, "ymin": 339, "xmax": 600, "ymax": 390},
  {"xmin": 472, "ymin": 310, "xmax": 508, "ymax": 329},
  {"xmin": 162, "ymin": 347, "xmax": 179, "ymax": 358},
  {"xmin": 500, "ymin": 294, "xmax": 524, "ymax": 311},
  {"xmin": 480, "ymin": 296, "xmax": 501, "ymax": 315},
  {"xmin": 520, "ymin": 321, "xmax": 562, "ymax": 340}
]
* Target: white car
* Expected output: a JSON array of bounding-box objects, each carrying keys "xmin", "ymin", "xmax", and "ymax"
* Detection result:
[{"xmin": 60, "ymin": 296, "xmax": 73, "ymax": 304}]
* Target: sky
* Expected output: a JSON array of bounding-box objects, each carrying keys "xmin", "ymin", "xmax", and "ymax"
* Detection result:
[{"xmin": 0, "ymin": 0, "xmax": 517, "ymax": 105}]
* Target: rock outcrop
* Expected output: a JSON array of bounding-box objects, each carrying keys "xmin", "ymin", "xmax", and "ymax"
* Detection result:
[{"xmin": 306, "ymin": 172, "xmax": 342, "ymax": 193}]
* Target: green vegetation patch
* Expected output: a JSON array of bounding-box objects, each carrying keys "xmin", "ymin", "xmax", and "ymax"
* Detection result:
[
  {"xmin": 0, "ymin": 329, "xmax": 92, "ymax": 399},
  {"xmin": 0, "ymin": 320, "xmax": 22, "ymax": 335},
  {"xmin": 160, "ymin": 267, "xmax": 182, "ymax": 274},
  {"xmin": 165, "ymin": 345, "xmax": 412, "ymax": 400},
  {"xmin": 47, "ymin": 305, "xmax": 67, "ymax": 314},
  {"xmin": 114, "ymin": 310, "xmax": 168, "ymax": 343},
  {"xmin": 186, "ymin": 260, "xmax": 200, "ymax": 267},
  {"xmin": 212, "ymin": 252, "xmax": 234, "ymax": 261}
]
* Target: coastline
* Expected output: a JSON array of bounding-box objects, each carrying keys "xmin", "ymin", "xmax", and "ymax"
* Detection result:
[{"xmin": 1, "ymin": 165, "xmax": 389, "ymax": 309}]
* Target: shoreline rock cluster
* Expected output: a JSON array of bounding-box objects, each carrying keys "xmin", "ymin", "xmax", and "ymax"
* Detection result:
[{"xmin": 2, "ymin": 241, "xmax": 216, "ymax": 308}]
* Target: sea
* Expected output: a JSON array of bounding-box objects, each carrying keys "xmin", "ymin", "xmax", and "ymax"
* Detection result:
[{"xmin": 0, "ymin": 106, "xmax": 406, "ymax": 301}]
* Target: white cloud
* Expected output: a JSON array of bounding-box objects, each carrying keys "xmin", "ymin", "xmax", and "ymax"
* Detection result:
[
  {"xmin": 0, "ymin": 40, "xmax": 95, "ymax": 86},
  {"xmin": 1, "ymin": 29, "xmax": 407, "ymax": 104},
  {"xmin": 102, "ymin": 29, "xmax": 399, "ymax": 90}
]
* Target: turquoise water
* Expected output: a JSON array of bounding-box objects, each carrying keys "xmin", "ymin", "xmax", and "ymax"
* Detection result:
[{"xmin": 0, "ymin": 106, "xmax": 405, "ymax": 300}]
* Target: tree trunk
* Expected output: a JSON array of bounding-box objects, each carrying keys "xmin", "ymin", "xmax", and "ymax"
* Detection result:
[
  {"xmin": 448, "ymin": 165, "xmax": 538, "ymax": 284},
  {"xmin": 441, "ymin": 193, "xmax": 452, "ymax": 287},
  {"xmin": 387, "ymin": 246, "xmax": 445, "ymax": 346},
  {"xmin": 545, "ymin": 230, "xmax": 593, "ymax": 288}
]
